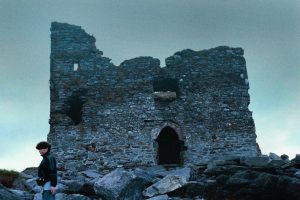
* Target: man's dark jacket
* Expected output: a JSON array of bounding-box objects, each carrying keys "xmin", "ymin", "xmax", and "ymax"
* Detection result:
[{"xmin": 38, "ymin": 151, "xmax": 57, "ymax": 187}]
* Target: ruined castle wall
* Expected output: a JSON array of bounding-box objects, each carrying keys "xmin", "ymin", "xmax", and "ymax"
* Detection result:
[
  {"xmin": 162, "ymin": 48, "xmax": 257, "ymax": 164},
  {"xmin": 48, "ymin": 22, "xmax": 259, "ymax": 173}
]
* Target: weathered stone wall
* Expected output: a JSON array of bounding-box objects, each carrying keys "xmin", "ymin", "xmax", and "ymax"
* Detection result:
[{"xmin": 48, "ymin": 22, "xmax": 259, "ymax": 173}]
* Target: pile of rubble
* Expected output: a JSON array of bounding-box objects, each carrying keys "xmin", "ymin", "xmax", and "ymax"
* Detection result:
[{"xmin": 1, "ymin": 153, "xmax": 300, "ymax": 200}]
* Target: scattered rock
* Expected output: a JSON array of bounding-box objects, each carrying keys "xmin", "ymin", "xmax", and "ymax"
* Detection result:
[
  {"xmin": 5, "ymin": 153, "xmax": 300, "ymax": 200},
  {"xmin": 143, "ymin": 174, "xmax": 188, "ymax": 198},
  {"xmin": 133, "ymin": 168, "xmax": 158, "ymax": 184},
  {"xmin": 56, "ymin": 182, "xmax": 68, "ymax": 193},
  {"xmin": 65, "ymin": 194, "xmax": 91, "ymax": 200},
  {"xmin": 9, "ymin": 188, "xmax": 34, "ymax": 199},
  {"xmin": 295, "ymin": 154, "xmax": 300, "ymax": 161},
  {"xmin": 240, "ymin": 156, "xmax": 270, "ymax": 167},
  {"xmin": 94, "ymin": 168, "xmax": 150, "ymax": 200},
  {"xmin": 21, "ymin": 167, "xmax": 38, "ymax": 177},
  {"xmin": 268, "ymin": 159, "xmax": 286, "ymax": 168},
  {"xmin": 269, "ymin": 152, "xmax": 281, "ymax": 160},
  {"xmin": 167, "ymin": 167, "xmax": 191, "ymax": 181},
  {"xmin": 33, "ymin": 192, "xmax": 42, "ymax": 200},
  {"xmin": 146, "ymin": 194, "xmax": 169, "ymax": 200},
  {"xmin": 292, "ymin": 155, "xmax": 300, "ymax": 168},
  {"xmin": 145, "ymin": 165, "xmax": 173, "ymax": 178},
  {"xmin": 0, "ymin": 184, "xmax": 23, "ymax": 200},
  {"xmin": 81, "ymin": 170, "xmax": 101, "ymax": 179},
  {"xmin": 55, "ymin": 193, "xmax": 68, "ymax": 200},
  {"xmin": 25, "ymin": 178, "xmax": 42, "ymax": 193},
  {"xmin": 63, "ymin": 180, "xmax": 84, "ymax": 193},
  {"xmin": 281, "ymin": 154, "xmax": 289, "ymax": 161},
  {"xmin": 294, "ymin": 171, "xmax": 300, "ymax": 178}
]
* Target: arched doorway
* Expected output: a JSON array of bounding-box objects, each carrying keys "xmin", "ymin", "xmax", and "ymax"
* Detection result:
[{"xmin": 156, "ymin": 127, "xmax": 181, "ymax": 165}]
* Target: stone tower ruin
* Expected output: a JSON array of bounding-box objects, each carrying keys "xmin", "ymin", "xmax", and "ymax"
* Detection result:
[{"xmin": 48, "ymin": 22, "xmax": 260, "ymax": 172}]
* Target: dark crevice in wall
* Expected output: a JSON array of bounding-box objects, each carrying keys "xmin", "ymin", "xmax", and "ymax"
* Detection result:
[
  {"xmin": 153, "ymin": 78, "xmax": 179, "ymax": 95},
  {"xmin": 66, "ymin": 95, "xmax": 84, "ymax": 125},
  {"xmin": 66, "ymin": 90, "xmax": 87, "ymax": 125}
]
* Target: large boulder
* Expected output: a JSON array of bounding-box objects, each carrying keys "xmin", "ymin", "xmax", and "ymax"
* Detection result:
[
  {"xmin": 240, "ymin": 156, "xmax": 270, "ymax": 167},
  {"xmin": 144, "ymin": 165, "xmax": 174, "ymax": 178},
  {"xmin": 21, "ymin": 167, "xmax": 38, "ymax": 177},
  {"xmin": 33, "ymin": 192, "xmax": 42, "ymax": 200},
  {"xmin": 209, "ymin": 169, "xmax": 300, "ymax": 200},
  {"xmin": 146, "ymin": 194, "xmax": 169, "ymax": 200},
  {"xmin": 12, "ymin": 172, "xmax": 33, "ymax": 191},
  {"xmin": 291, "ymin": 154, "xmax": 300, "ymax": 167},
  {"xmin": 81, "ymin": 170, "xmax": 102, "ymax": 179},
  {"xmin": 167, "ymin": 167, "xmax": 191, "ymax": 181},
  {"xmin": 0, "ymin": 184, "xmax": 23, "ymax": 200},
  {"xmin": 55, "ymin": 193, "xmax": 68, "ymax": 200},
  {"xmin": 294, "ymin": 171, "xmax": 300, "ymax": 178},
  {"xmin": 62, "ymin": 179, "xmax": 95, "ymax": 196},
  {"xmin": 166, "ymin": 181, "xmax": 209, "ymax": 199},
  {"xmin": 269, "ymin": 152, "xmax": 281, "ymax": 160},
  {"xmin": 65, "ymin": 194, "xmax": 91, "ymax": 200},
  {"xmin": 145, "ymin": 166, "xmax": 193, "ymax": 180},
  {"xmin": 9, "ymin": 188, "xmax": 34, "ymax": 199},
  {"xmin": 63, "ymin": 180, "xmax": 85, "ymax": 193},
  {"xmin": 143, "ymin": 175, "xmax": 188, "ymax": 198},
  {"xmin": 267, "ymin": 153, "xmax": 286, "ymax": 168},
  {"xmin": 56, "ymin": 182, "xmax": 68, "ymax": 193},
  {"xmin": 132, "ymin": 168, "xmax": 158, "ymax": 184},
  {"xmin": 25, "ymin": 177, "xmax": 42, "ymax": 193},
  {"xmin": 94, "ymin": 168, "xmax": 152, "ymax": 200},
  {"xmin": 35, "ymin": 192, "xmax": 91, "ymax": 200},
  {"xmin": 268, "ymin": 159, "xmax": 286, "ymax": 168},
  {"xmin": 142, "ymin": 167, "xmax": 192, "ymax": 198}
]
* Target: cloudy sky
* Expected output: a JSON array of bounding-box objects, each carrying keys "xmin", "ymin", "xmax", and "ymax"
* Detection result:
[{"xmin": 0, "ymin": 0, "xmax": 299, "ymax": 171}]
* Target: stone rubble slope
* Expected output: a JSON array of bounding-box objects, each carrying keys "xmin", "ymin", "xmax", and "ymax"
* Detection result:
[{"xmin": 1, "ymin": 153, "xmax": 299, "ymax": 200}]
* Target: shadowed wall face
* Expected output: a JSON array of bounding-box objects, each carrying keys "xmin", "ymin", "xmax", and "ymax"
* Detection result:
[{"xmin": 48, "ymin": 22, "xmax": 259, "ymax": 172}]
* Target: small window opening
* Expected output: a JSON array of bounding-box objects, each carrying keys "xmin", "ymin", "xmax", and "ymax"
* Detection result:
[
  {"xmin": 74, "ymin": 63, "xmax": 79, "ymax": 71},
  {"xmin": 66, "ymin": 95, "xmax": 84, "ymax": 125},
  {"xmin": 156, "ymin": 127, "xmax": 181, "ymax": 165},
  {"xmin": 153, "ymin": 78, "xmax": 179, "ymax": 101}
]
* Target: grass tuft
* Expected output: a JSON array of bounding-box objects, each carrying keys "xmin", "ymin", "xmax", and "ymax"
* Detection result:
[{"xmin": 0, "ymin": 169, "xmax": 19, "ymax": 188}]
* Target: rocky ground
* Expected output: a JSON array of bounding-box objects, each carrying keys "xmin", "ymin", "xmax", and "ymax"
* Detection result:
[{"xmin": 1, "ymin": 153, "xmax": 300, "ymax": 200}]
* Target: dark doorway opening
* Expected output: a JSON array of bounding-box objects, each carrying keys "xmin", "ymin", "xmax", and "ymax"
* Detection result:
[
  {"xmin": 156, "ymin": 127, "xmax": 181, "ymax": 165},
  {"xmin": 66, "ymin": 90, "xmax": 87, "ymax": 125},
  {"xmin": 66, "ymin": 95, "xmax": 84, "ymax": 125}
]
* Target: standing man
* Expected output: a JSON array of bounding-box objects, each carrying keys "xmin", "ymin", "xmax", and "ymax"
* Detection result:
[{"xmin": 36, "ymin": 141, "xmax": 57, "ymax": 200}]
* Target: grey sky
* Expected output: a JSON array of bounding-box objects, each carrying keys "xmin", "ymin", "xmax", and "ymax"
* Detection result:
[{"xmin": 0, "ymin": 0, "xmax": 299, "ymax": 171}]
